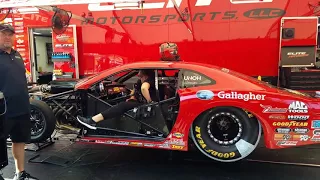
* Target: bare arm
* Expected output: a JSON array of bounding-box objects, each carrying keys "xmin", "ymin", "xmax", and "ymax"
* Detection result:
[
  {"xmin": 126, "ymin": 89, "xmax": 136, "ymax": 101},
  {"xmin": 141, "ymin": 82, "xmax": 152, "ymax": 103}
]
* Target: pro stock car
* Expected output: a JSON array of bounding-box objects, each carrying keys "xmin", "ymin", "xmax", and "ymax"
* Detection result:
[{"xmin": 28, "ymin": 43, "xmax": 320, "ymax": 162}]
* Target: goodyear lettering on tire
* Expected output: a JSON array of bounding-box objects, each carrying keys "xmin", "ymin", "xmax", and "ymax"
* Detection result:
[{"xmin": 195, "ymin": 126, "xmax": 236, "ymax": 159}]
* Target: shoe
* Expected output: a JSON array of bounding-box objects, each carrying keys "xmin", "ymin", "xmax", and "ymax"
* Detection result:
[
  {"xmin": 13, "ymin": 171, "xmax": 38, "ymax": 180},
  {"xmin": 77, "ymin": 116, "xmax": 97, "ymax": 129}
]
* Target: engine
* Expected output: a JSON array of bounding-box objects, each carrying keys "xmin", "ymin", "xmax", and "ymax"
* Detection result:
[{"xmin": 28, "ymin": 79, "xmax": 82, "ymax": 130}]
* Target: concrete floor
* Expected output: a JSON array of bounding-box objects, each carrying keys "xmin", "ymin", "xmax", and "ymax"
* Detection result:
[{"xmin": 1, "ymin": 131, "xmax": 320, "ymax": 180}]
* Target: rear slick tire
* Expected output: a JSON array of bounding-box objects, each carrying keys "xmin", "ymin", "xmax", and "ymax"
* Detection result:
[{"xmin": 190, "ymin": 106, "xmax": 261, "ymax": 162}]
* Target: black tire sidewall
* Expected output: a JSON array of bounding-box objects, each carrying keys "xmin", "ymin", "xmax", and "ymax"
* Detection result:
[
  {"xmin": 30, "ymin": 100, "xmax": 56, "ymax": 143},
  {"xmin": 191, "ymin": 106, "xmax": 260, "ymax": 162}
]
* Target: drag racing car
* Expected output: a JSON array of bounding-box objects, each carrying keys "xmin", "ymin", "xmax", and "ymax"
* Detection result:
[{"xmin": 28, "ymin": 49, "xmax": 320, "ymax": 163}]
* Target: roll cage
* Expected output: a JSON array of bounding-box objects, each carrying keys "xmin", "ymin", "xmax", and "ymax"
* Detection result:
[{"xmin": 40, "ymin": 67, "xmax": 180, "ymax": 140}]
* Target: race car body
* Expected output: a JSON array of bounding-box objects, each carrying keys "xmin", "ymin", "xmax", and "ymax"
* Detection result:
[{"xmin": 28, "ymin": 58, "xmax": 320, "ymax": 162}]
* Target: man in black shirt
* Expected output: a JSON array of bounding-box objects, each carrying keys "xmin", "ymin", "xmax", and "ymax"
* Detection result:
[
  {"xmin": 0, "ymin": 23, "xmax": 38, "ymax": 180},
  {"xmin": 77, "ymin": 69, "xmax": 157, "ymax": 129}
]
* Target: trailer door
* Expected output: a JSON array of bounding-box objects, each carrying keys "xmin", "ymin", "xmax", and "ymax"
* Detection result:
[{"xmin": 279, "ymin": 17, "xmax": 318, "ymax": 67}]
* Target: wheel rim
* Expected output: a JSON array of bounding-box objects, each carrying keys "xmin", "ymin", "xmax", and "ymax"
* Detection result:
[
  {"xmin": 207, "ymin": 112, "xmax": 242, "ymax": 145},
  {"xmin": 30, "ymin": 107, "xmax": 46, "ymax": 137}
]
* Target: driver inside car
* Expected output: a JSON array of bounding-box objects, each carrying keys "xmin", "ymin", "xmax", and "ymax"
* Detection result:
[{"xmin": 77, "ymin": 69, "xmax": 157, "ymax": 130}]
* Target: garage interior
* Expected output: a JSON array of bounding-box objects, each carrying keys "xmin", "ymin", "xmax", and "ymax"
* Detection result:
[{"xmin": 31, "ymin": 28, "xmax": 54, "ymax": 85}]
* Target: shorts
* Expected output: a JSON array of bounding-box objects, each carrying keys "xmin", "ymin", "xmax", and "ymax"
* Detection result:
[{"xmin": 2, "ymin": 114, "xmax": 31, "ymax": 143}]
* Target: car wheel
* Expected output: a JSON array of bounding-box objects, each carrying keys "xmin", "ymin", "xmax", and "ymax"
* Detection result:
[
  {"xmin": 190, "ymin": 106, "xmax": 261, "ymax": 162},
  {"xmin": 30, "ymin": 99, "xmax": 56, "ymax": 143}
]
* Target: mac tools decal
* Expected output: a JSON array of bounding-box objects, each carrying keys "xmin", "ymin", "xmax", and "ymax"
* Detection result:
[{"xmin": 287, "ymin": 101, "xmax": 309, "ymax": 121}]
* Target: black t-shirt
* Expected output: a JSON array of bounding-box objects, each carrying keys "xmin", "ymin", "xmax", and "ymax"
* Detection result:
[
  {"xmin": 133, "ymin": 77, "xmax": 158, "ymax": 103},
  {"xmin": 0, "ymin": 49, "xmax": 30, "ymax": 118}
]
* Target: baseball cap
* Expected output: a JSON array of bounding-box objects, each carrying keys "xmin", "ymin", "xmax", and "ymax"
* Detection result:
[{"xmin": 0, "ymin": 23, "xmax": 15, "ymax": 33}]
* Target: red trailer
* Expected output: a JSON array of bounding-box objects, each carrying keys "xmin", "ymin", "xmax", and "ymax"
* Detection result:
[{"xmin": 1, "ymin": 0, "xmax": 320, "ymax": 91}]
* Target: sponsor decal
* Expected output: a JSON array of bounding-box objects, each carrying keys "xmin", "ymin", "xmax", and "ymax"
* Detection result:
[
  {"xmin": 173, "ymin": 132, "xmax": 184, "ymax": 138},
  {"xmin": 15, "ymin": 30, "xmax": 24, "ymax": 33},
  {"xmin": 158, "ymin": 143, "xmax": 171, "ymax": 149},
  {"xmin": 15, "ymin": 35, "xmax": 24, "ymax": 38},
  {"xmin": 243, "ymin": 8, "xmax": 286, "ymax": 19},
  {"xmin": 274, "ymin": 134, "xmax": 291, "ymax": 141},
  {"xmin": 292, "ymin": 135, "xmax": 309, "ymax": 141},
  {"xmin": 287, "ymin": 52, "xmax": 309, "ymax": 58},
  {"xmin": 311, "ymin": 120, "xmax": 320, "ymax": 129},
  {"xmin": 269, "ymin": 114, "xmax": 286, "ymax": 120},
  {"xmin": 129, "ymin": 142, "xmax": 143, "ymax": 146},
  {"xmin": 21, "ymin": 14, "xmax": 48, "ymax": 23},
  {"xmin": 14, "ymin": 21, "xmax": 23, "ymax": 26},
  {"xmin": 53, "ymin": 69, "xmax": 63, "ymax": 75},
  {"xmin": 144, "ymin": 143, "xmax": 156, "ymax": 147},
  {"xmin": 171, "ymin": 145, "xmax": 184, "ymax": 150},
  {"xmin": 56, "ymin": 34, "xmax": 70, "ymax": 42},
  {"xmin": 272, "ymin": 121, "xmax": 308, "ymax": 127},
  {"xmin": 79, "ymin": 139, "xmax": 95, "ymax": 142},
  {"xmin": 16, "ymin": 39, "xmax": 24, "ymax": 44},
  {"xmin": 195, "ymin": 126, "xmax": 236, "ymax": 159},
  {"xmin": 16, "ymin": 48, "xmax": 25, "ymax": 52},
  {"xmin": 184, "ymin": 75, "xmax": 201, "ymax": 81},
  {"xmin": 14, "ymin": 26, "xmax": 23, "ymax": 30},
  {"xmin": 311, "ymin": 130, "xmax": 320, "ymax": 141},
  {"xmin": 196, "ymin": 90, "xmax": 214, "ymax": 100},
  {"xmin": 277, "ymin": 141, "xmax": 298, "ymax": 146},
  {"xmin": 260, "ymin": 104, "xmax": 287, "ymax": 113},
  {"xmin": 293, "ymin": 128, "xmax": 309, "ymax": 134},
  {"xmin": 288, "ymin": 101, "xmax": 308, "ymax": 113},
  {"xmin": 169, "ymin": 138, "xmax": 185, "ymax": 146},
  {"xmin": 55, "ymin": 44, "xmax": 73, "ymax": 48},
  {"xmin": 217, "ymin": 91, "xmax": 266, "ymax": 101},
  {"xmin": 288, "ymin": 115, "xmax": 309, "ymax": 121},
  {"xmin": 275, "ymin": 128, "xmax": 291, "ymax": 134},
  {"xmin": 95, "ymin": 140, "xmax": 106, "ymax": 143},
  {"xmin": 82, "ymin": 12, "xmax": 237, "ymax": 25},
  {"xmin": 106, "ymin": 141, "xmax": 129, "ymax": 145}
]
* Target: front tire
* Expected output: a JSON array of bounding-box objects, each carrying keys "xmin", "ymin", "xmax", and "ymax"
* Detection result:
[
  {"xmin": 30, "ymin": 99, "xmax": 56, "ymax": 143},
  {"xmin": 190, "ymin": 106, "xmax": 261, "ymax": 162}
]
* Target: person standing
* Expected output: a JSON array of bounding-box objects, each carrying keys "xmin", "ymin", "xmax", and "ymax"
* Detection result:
[{"xmin": 0, "ymin": 23, "xmax": 38, "ymax": 180}]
